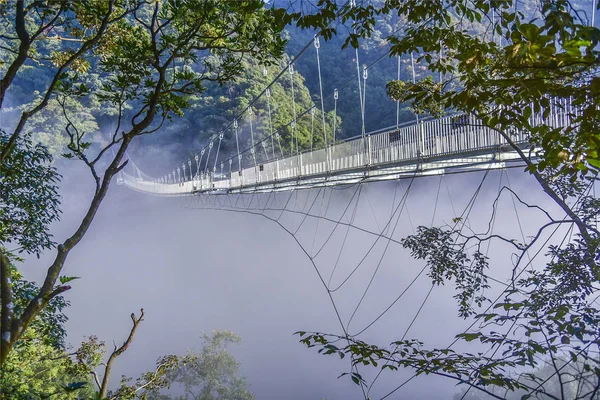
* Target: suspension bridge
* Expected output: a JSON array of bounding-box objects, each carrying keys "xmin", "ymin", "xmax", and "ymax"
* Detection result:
[{"xmin": 118, "ymin": 34, "xmax": 576, "ymax": 197}]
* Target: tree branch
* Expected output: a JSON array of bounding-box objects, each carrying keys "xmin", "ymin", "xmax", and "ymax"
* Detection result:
[
  {"xmin": 0, "ymin": 0, "xmax": 116, "ymax": 168},
  {"xmin": 0, "ymin": 0, "xmax": 31, "ymax": 109},
  {"xmin": 0, "ymin": 249, "xmax": 14, "ymax": 363},
  {"xmin": 99, "ymin": 308, "xmax": 145, "ymax": 399},
  {"xmin": 487, "ymin": 124, "xmax": 595, "ymax": 245}
]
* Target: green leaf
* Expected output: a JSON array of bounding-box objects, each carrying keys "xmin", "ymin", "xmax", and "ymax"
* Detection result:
[
  {"xmin": 59, "ymin": 276, "xmax": 80, "ymax": 284},
  {"xmin": 587, "ymin": 158, "xmax": 600, "ymax": 169},
  {"xmin": 63, "ymin": 381, "xmax": 88, "ymax": 392}
]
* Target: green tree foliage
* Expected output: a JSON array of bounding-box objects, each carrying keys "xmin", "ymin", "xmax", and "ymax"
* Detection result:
[
  {"xmin": 141, "ymin": 330, "xmax": 253, "ymax": 400},
  {"xmin": 0, "ymin": 129, "xmax": 60, "ymax": 256},
  {"xmin": 0, "ymin": 0, "xmax": 136, "ymax": 164},
  {"xmin": 386, "ymin": 76, "xmax": 444, "ymax": 117},
  {"xmin": 3, "ymin": 278, "xmax": 253, "ymax": 400},
  {"xmin": 453, "ymin": 357, "xmax": 600, "ymax": 399},
  {"xmin": 149, "ymin": 55, "xmax": 340, "ymax": 172},
  {"xmin": 1, "ymin": 327, "xmax": 91, "ymax": 400},
  {"xmin": 9, "ymin": 267, "xmax": 68, "ymax": 349},
  {"xmin": 0, "ymin": 267, "xmax": 92, "ymax": 400},
  {"xmin": 0, "ymin": 0, "xmax": 286, "ymax": 366}
]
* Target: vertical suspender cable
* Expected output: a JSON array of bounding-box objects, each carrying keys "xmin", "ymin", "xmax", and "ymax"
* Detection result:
[
  {"xmin": 362, "ymin": 64, "xmax": 367, "ymax": 137},
  {"xmin": 396, "ymin": 55, "xmax": 400, "ymax": 130},
  {"xmin": 491, "ymin": 1, "xmax": 495, "ymax": 44},
  {"xmin": 261, "ymin": 139, "xmax": 268, "ymax": 162},
  {"xmin": 355, "ymin": 47, "xmax": 364, "ymax": 136},
  {"xmin": 356, "ymin": 46, "xmax": 364, "ymax": 135},
  {"xmin": 314, "ymin": 35, "xmax": 329, "ymax": 170},
  {"xmin": 266, "ymin": 88, "xmax": 276, "ymax": 159},
  {"xmin": 310, "ymin": 106, "xmax": 315, "ymax": 151},
  {"xmin": 198, "ymin": 149, "xmax": 205, "ymax": 178},
  {"xmin": 362, "ymin": 64, "xmax": 368, "ymax": 165},
  {"xmin": 290, "ymin": 120, "xmax": 297, "ymax": 174},
  {"xmin": 263, "ymin": 68, "xmax": 276, "ymax": 160},
  {"xmin": 350, "ymin": 0, "xmax": 367, "ymax": 164},
  {"xmin": 204, "ymin": 139, "xmax": 213, "ymax": 174},
  {"xmin": 213, "ymin": 131, "xmax": 223, "ymax": 174},
  {"xmin": 248, "ymin": 107, "xmax": 257, "ymax": 167},
  {"xmin": 289, "ymin": 64, "xmax": 298, "ymax": 156},
  {"xmin": 333, "ymin": 89, "xmax": 338, "ymax": 142},
  {"xmin": 234, "ymin": 119, "xmax": 241, "ymax": 173},
  {"xmin": 439, "ymin": 44, "xmax": 443, "ymax": 83},
  {"xmin": 276, "ymin": 132, "xmax": 285, "ymax": 158},
  {"xmin": 410, "ymin": 52, "xmax": 419, "ymax": 124}
]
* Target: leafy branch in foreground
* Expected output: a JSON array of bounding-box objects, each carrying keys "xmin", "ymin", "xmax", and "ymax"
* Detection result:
[
  {"xmin": 1, "ymin": 0, "xmax": 286, "ymax": 366},
  {"xmin": 286, "ymin": 2, "xmax": 600, "ymax": 397},
  {"xmin": 297, "ymin": 172, "xmax": 600, "ymax": 399}
]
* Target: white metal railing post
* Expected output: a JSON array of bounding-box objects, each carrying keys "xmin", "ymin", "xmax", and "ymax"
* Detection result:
[
  {"xmin": 419, "ymin": 121, "xmax": 425, "ymax": 156},
  {"xmin": 229, "ymin": 159, "xmax": 233, "ymax": 190},
  {"xmin": 367, "ymin": 134, "xmax": 372, "ymax": 166},
  {"xmin": 187, "ymin": 160, "xmax": 192, "ymax": 182}
]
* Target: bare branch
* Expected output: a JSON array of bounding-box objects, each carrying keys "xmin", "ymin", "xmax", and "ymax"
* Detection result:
[{"xmin": 99, "ymin": 309, "xmax": 145, "ymax": 399}]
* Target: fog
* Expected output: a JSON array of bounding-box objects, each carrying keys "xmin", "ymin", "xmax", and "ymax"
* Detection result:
[{"xmin": 23, "ymin": 163, "xmax": 569, "ymax": 400}]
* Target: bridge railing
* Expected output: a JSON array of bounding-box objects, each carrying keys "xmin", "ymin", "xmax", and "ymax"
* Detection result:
[{"xmin": 122, "ymin": 99, "xmax": 576, "ymax": 195}]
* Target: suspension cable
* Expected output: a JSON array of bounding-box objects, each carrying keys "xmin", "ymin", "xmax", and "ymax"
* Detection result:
[
  {"xmin": 276, "ymin": 132, "xmax": 285, "ymax": 159},
  {"xmin": 203, "ymin": 138, "xmax": 213, "ymax": 174},
  {"xmin": 333, "ymin": 88, "xmax": 338, "ymax": 143},
  {"xmin": 213, "ymin": 131, "xmax": 223, "ymax": 175},
  {"xmin": 314, "ymin": 35, "xmax": 329, "ymax": 169},
  {"xmin": 410, "ymin": 52, "xmax": 419, "ymax": 124},
  {"xmin": 361, "ymin": 64, "xmax": 367, "ymax": 137},
  {"xmin": 310, "ymin": 106, "xmax": 315, "ymax": 151},
  {"xmin": 289, "ymin": 63, "xmax": 298, "ymax": 156},
  {"xmin": 248, "ymin": 107, "xmax": 257, "ymax": 168},
  {"xmin": 396, "ymin": 55, "xmax": 401, "ymax": 129},
  {"xmin": 234, "ymin": 119, "xmax": 241, "ymax": 173},
  {"xmin": 264, "ymin": 68, "xmax": 276, "ymax": 160},
  {"xmin": 355, "ymin": 50, "xmax": 364, "ymax": 137}
]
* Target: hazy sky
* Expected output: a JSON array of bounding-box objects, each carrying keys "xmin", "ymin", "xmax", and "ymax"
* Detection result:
[{"xmin": 22, "ymin": 164, "xmax": 569, "ymax": 400}]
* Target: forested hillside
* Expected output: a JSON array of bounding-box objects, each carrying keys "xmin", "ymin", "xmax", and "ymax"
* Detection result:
[{"xmin": 2, "ymin": 0, "xmax": 598, "ymax": 175}]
